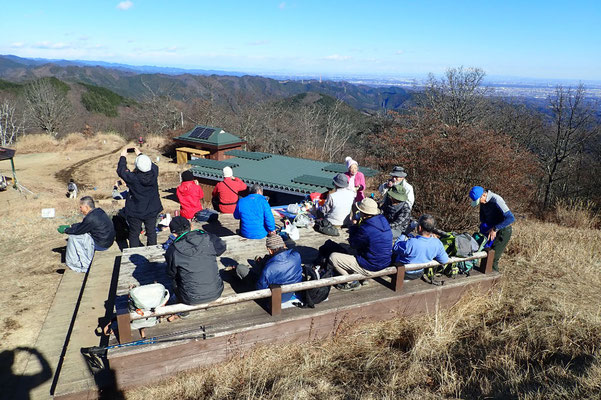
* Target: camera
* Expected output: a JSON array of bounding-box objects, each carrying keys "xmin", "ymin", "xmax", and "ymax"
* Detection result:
[{"xmin": 126, "ymin": 148, "xmax": 136, "ymax": 153}]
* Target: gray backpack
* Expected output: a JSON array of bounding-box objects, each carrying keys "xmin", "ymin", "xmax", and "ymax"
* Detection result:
[{"xmin": 128, "ymin": 283, "xmax": 170, "ymax": 329}]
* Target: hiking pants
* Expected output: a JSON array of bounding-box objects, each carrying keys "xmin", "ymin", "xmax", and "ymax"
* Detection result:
[
  {"xmin": 328, "ymin": 252, "xmax": 370, "ymax": 276},
  {"xmin": 127, "ymin": 214, "xmax": 158, "ymax": 247},
  {"xmin": 66, "ymin": 233, "xmax": 94, "ymax": 273},
  {"xmin": 491, "ymin": 225, "xmax": 512, "ymax": 272}
]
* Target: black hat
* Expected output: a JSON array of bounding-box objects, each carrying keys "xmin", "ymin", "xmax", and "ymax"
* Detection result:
[
  {"xmin": 169, "ymin": 216, "xmax": 190, "ymax": 235},
  {"xmin": 390, "ymin": 166, "xmax": 407, "ymax": 178},
  {"xmin": 181, "ymin": 170, "xmax": 195, "ymax": 182}
]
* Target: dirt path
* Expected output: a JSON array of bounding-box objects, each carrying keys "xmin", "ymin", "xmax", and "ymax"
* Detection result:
[{"xmin": 54, "ymin": 146, "xmax": 123, "ymax": 188}]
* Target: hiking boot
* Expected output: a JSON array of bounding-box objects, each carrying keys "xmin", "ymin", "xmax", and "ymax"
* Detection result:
[
  {"xmin": 335, "ymin": 281, "xmax": 361, "ymax": 292},
  {"xmin": 179, "ymin": 311, "xmax": 190, "ymax": 319}
]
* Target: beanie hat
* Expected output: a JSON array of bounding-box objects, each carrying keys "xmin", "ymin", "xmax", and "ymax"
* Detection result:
[
  {"xmin": 169, "ymin": 216, "xmax": 190, "ymax": 235},
  {"xmin": 332, "ymin": 173, "xmax": 349, "ymax": 188},
  {"xmin": 469, "ymin": 186, "xmax": 485, "ymax": 207},
  {"xmin": 135, "ymin": 154, "xmax": 152, "ymax": 173},
  {"xmin": 223, "ymin": 166, "xmax": 233, "ymax": 178},
  {"xmin": 345, "ymin": 156, "xmax": 358, "ymax": 169},
  {"xmin": 266, "ymin": 234, "xmax": 285, "ymax": 250},
  {"xmin": 181, "ymin": 170, "xmax": 195, "ymax": 182}
]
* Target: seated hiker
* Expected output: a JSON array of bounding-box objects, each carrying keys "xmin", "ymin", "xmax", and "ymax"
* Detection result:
[
  {"xmin": 212, "ymin": 166, "xmax": 247, "ymax": 214},
  {"xmin": 67, "ymin": 179, "xmax": 78, "ymax": 199},
  {"xmin": 469, "ymin": 186, "xmax": 515, "ymax": 272},
  {"xmin": 234, "ymin": 234, "xmax": 303, "ymax": 303},
  {"xmin": 164, "ymin": 217, "xmax": 226, "ymax": 313},
  {"xmin": 176, "ymin": 170, "xmax": 204, "ymax": 220},
  {"xmin": 328, "ymin": 198, "xmax": 392, "ymax": 291},
  {"xmin": 344, "ymin": 156, "xmax": 366, "ymax": 202},
  {"xmin": 320, "ymin": 173, "xmax": 356, "ymax": 228},
  {"xmin": 392, "ymin": 214, "xmax": 449, "ymax": 281},
  {"xmin": 57, "ymin": 196, "xmax": 116, "ymax": 273},
  {"xmin": 378, "ymin": 166, "xmax": 415, "ymax": 209},
  {"xmin": 112, "ymin": 180, "xmax": 128, "ymax": 200},
  {"xmin": 234, "ymin": 184, "xmax": 276, "ymax": 239},
  {"xmin": 381, "ymin": 184, "xmax": 412, "ymax": 240}
]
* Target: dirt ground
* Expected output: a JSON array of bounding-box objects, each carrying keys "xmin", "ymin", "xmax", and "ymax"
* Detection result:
[{"xmin": 0, "ymin": 134, "xmax": 186, "ymax": 377}]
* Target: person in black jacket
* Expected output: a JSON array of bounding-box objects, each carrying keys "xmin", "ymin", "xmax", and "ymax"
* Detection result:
[
  {"xmin": 57, "ymin": 196, "xmax": 115, "ymax": 273},
  {"xmin": 117, "ymin": 146, "xmax": 163, "ymax": 247},
  {"xmin": 164, "ymin": 217, "xmax": 227, "ymax": 313}
]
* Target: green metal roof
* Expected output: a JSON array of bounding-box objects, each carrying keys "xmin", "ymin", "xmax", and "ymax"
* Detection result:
[
  {"xmin": 175, "ymin": 125, "xmax": 244, "ymax": 146},
  {"xmin": 189, "ymin": 151, "xmax": 379, "ymax": 194},
  {"xmin": 225, "ymin": 150, "xmax": 272, "ymax": 160},
  {"xmin": 188, "ymin": 158, "xmax": 239, "ymax": 169}
]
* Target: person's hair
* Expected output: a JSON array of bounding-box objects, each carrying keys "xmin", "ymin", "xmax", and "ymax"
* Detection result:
[
  {"xmin": 418, "ymin": 214, "xmax": 436, "ymax": 234},
  {"xmin": 249, "ymin": 184, "xmax": 263, "ymax": 194},
  {"xmin": 69, "ymin": 178, "xmax": 75, "ymax": 183},
  {"xmin": 80, "ymin": 196, "xmax": 95, "ymax": 209}
]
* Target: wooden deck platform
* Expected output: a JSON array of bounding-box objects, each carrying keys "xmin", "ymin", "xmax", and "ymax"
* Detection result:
[
  {"xmin": 105, "ymin": 214, "xmax": 501, "ymax": 390},
  {"xmin": 41, "ymin": 212, "xmax": 500, "ymax": 398}
]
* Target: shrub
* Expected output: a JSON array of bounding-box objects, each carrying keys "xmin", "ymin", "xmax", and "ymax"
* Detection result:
[
  {"xmin": 366, "ymin": 122, "xmax": 540, "ymax": 231},
  {"xmin": 552, "ymin": 199, "xmax": 600, "ymax": 229}
]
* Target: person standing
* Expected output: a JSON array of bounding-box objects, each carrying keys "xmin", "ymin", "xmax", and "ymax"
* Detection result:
[
  {"xmin": 469, "ymin": 186, "xmax": 515, "ymax": 272},
  {"xmin": 57, "ymin": 196, "xmax": 115, "ymax": 273},
  {"xmin": 117, "ymin": 146, "xmax": 163, "ymax": 247},
  {"xmin": 379, "ymin": 166, "xmax": 415, "ymax": 209},
  {"xmin": 344, "ymin": 156, "xmax": 366, "ymax": 202},
  {"xmin": 212, "ymin": 166, "xmax": 247, "ymax": 214},
  {"xmin": 176, "ymin": 170, "xmax": 204, "ymax": 219}
]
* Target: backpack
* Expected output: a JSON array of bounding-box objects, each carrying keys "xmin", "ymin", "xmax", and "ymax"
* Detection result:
[
  {"xmin": 314, "ymin": 218, "xmax": 340, "ymax": 236},
  {"xmin": 128, "ymin": 283, "xmax": 170, "ymax": 329},
  {"xmin": 294, "ymin": 264, "xmax": 334, "ymax": 308},
  {"xmin": 425, "ymin": 232, "xmax": 481, "ymax": 284}
]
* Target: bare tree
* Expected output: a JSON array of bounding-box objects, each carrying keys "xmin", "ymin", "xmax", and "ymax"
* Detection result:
[
  {"xmin": 541, "ymin": 84, "xmax": 598, "ymax": 209},
  {"xmin": 0, "ymin": 98, "xmax": 23, "ymax": 146},
  {"xmin": 420, "ymin": 66, "xmax": 491, "ymax": 130},
  {"xmin": 24, "ymin": 78, "xmax": 71, "ymax": 136},
  {"xmin": 321, "ymin": 100, "xmax": 355, "ymax": 161},
  {"xmin": 134, "ymin": 81, "xmax": 183, "ymax": 135}
]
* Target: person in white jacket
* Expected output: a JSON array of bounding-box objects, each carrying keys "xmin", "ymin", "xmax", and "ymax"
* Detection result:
[{"xmin": 378, "ymin": 166, "xmax": 415, "ymax": 209}]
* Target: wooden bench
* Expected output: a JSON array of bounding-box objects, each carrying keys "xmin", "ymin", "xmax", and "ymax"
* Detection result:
[
  {"xmin": 115, "ymin": 249, "xmax": 494, "ymax": 343},
  {"xmin": 175, "ymin": 147, "xmax": 210, "ymax": 164}
]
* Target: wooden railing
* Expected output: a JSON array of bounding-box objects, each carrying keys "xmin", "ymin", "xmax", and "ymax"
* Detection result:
[{"xmin": 115, "ymin": 249, "xmax": 495, "ymax": 343}]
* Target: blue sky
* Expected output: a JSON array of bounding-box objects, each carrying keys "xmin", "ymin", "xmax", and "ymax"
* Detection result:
[{"xmin": 1, "ymin": 0, "xmax": 600, "ymax": 80}]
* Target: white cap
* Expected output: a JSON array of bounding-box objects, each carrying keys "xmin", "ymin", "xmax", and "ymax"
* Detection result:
[
  {"xmin": 223, "ymin": 166, "xmax": 233, "ymax": 178},
  {"xmin": 135, "ymin": 154, "xmax": 152, "ymax": 173},
  {"xmin": 345, "ymin": 156, "xmax": 358, "ymax": 169}
]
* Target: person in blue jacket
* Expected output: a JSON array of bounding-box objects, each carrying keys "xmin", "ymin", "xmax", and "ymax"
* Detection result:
[
  {"xmin": 234, "ymin": 184, "xmax": 276, "ymax": 239},
  {"xmin": 393, "ymin": 214, "xmax": 449, "ymax": 280},
  {"xmin": 469, "ymin": 186, "xmax": 515, "ymax": 271},
  {"xmin": 328, "ymin": 198, "xmax": 393, "ymax": 291},
  {"xmin": 234, "ymin": 234, "xmax": 303, "ymax": 303}
]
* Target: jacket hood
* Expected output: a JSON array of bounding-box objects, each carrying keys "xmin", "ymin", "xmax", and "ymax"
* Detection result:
[
  {"xmin": 364, "ymin": 214, "xmax": 390, "ymax": 233},
  {"xmin": 178, "ymin": 180, "xmax": 196, "ymax": 193},
  {"xmin": 136, "ymin": 168, "xmax": 157, "ymax": 187},
  {"xmin": 173, "ymin": 230, "xmax": 209, "ymax": 257}
]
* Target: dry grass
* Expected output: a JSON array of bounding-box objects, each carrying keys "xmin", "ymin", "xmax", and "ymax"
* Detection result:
[
  {"xmin": 15, "ymin": 131, "xmax": 127, "ymax": 154},
  {"xmin": 126, "ymin": 219, "xmax": 601, "ymax": 400},
  {"xmin": 552, "ymin": 199, "xmax": 600, "ymax": 230},
  {"xmin": 143, "ymin": 135, "xmax": 171, "ymax": 152}
]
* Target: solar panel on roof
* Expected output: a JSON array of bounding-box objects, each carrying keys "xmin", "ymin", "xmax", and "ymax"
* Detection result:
[{"xmin": 188, "ymin": 127, "xmax": 215, "ymax": 140}]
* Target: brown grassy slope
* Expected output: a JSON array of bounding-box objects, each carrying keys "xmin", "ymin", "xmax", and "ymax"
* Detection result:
[{"xmin": 126, "ymin": 219, "xmax": 601, "ymax": 400}]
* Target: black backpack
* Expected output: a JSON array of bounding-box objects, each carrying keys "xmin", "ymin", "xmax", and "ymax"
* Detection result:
[{"xmin": 295, "ymin": 264, "xmax": 334, "ymax": 308}]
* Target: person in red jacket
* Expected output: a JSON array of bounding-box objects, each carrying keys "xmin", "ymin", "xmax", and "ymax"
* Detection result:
[
  {"xmin": 176, "ymin": 170, "xmax": 204, "ymax": 219},
  {"xmin": 212, "ymin": 166, "xmax": 247, "ymax": 214}
]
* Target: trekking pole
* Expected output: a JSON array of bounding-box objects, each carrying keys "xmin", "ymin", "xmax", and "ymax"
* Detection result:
[{"xmin": 81, "ymin": 325, "xmax": 213, "ymax": 356}]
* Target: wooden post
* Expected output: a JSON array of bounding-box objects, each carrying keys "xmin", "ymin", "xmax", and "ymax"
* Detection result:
[
  {"xmin": 391, "ymin": 265, "xmax": 405, "ymax": 292},
  {"xmin": 480, "ymin": 249, "xmax": 495, "ymax": 274},
  {"xmin": 269, "ymin": 284, "xmax": 282, "ymax": 317},
  {"xmin": 116, "ymin": 307, "xmax": 132, "ymax": 344}
]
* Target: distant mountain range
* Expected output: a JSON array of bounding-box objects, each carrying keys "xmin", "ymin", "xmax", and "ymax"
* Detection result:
[{"xmin": 0, "ymin": 55, "xmax": 411, "ymax": 113}]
